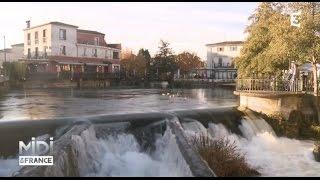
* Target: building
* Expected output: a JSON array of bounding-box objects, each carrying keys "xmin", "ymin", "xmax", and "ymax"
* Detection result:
[
  {"xmin": 206, "ymin": 41, "xmax": 243, "ymax": 82},
  {"xmin": 0, "ymin": 43, "xmax": 24, "ymax": 66},
  {"xmin": 20, "ymin": 21, "xmax": 121, "ymax": 76}
]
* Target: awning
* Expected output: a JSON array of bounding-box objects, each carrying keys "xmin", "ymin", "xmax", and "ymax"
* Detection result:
[
  {"xmin": 57, "ymin": 62, "xmax": 83, "ymax": 65},
  {"xmin": 84, "ymin": 63, "xmax": 109, "ymax": 66}
]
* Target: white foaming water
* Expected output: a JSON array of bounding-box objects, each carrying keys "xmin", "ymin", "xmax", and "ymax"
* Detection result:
[
  {"xmin": 89, "ymin": 127, "xmax": 192, "ymax": 177},
  {"xmin": 0, "ymin": 125, "xmax": 192, "ymax": 177},
  {"xmin": 207, "ymin": 119, "xmax": 320, "ymax": 177},
  {"xmin": 0, "ymin": 133, "xmax": 52, "ymax": 177},
  {"xmin": 0, "ymin": 159, "xmax": 19, "ymax": 177},
  {"xmin": 182, "ymin": 120, "xmax": 211, "ymax": 138}
]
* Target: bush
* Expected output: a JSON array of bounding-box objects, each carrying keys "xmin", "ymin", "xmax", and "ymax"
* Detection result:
[
  {"xmin": 2, "ymin": 61, "xmax": 27, "ymax": 81},
  {"xmin": 190, "ymin": 134, "xmax": 260, "ymax": 177}
]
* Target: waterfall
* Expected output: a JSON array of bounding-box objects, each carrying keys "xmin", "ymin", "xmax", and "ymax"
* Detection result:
[
  {"xmin": 180, "ymin": 115, "xmax": 320, "ymax": 177},
  {"xmin": 2, "ymin": 122, "xmax": 192, "ymax": 177},
  {"xmin": 90, "ymin": 126, "xmax": 192, "ymax": 177},
  {"xmin": 207, "ymin": 119, "xmax": 320, "ymax": 176}
]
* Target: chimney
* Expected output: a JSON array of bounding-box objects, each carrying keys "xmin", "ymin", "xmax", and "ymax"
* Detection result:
[{"xmin": 26, "ymin": 20, "xmax": 30, "ymax": 28}]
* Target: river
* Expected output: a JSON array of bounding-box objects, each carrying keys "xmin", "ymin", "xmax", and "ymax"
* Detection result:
[
  {"xmin": 0, "ymin": 87, "xmax": 319, "ymax": 177},
  {"xmin": 0, "ymin": 88, "xmax": 237, "ymax": 121}
]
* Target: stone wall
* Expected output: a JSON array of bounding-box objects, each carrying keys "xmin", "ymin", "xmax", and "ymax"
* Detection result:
[{"xmin": 235, "ymin": 91, "xmax": 316, "ymax": 120}]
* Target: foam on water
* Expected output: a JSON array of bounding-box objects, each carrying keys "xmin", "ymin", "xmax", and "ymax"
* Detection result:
[
  {"xmin": 90, "ymin": 127, "xmax": 192, "ymax": 177},
  {"xmin": 183, "ymin": 118, "xmax": 320, "ymax": 177}
]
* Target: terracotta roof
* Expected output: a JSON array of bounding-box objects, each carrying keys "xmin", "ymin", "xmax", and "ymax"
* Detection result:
[
  {"xmin": 48, "ymin": 56, "xmax": 120, "ymax": 65},
  {"xmin": 206, "ymin": 41, "xmax": 244, "ymax": 46},
  {"xmin": 77, "ymin": 29, "xmax": 105, "ymax": 35},
  {"xmin": 107, "ymin": 44, "xmax": 121, "ymax": 49},
  {"xmin": 77, "ymin": 30, "xmax": 108, "ymax": 47}
]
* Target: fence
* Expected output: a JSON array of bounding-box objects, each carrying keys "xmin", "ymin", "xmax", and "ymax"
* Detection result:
[{"xmin": 235, "ymin": 78, "xmax": 315, "ymax": 93}]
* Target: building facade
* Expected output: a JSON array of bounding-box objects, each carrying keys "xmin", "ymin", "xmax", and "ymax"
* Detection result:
[
  {"xmin": 0, "ymin": 43, "xmax": 24, "ymax": 66},
  {"xmin": 21, "ymin": 21, "xmax": 121, "ymax": 76},
  {"xmin": 206, "ymin": 41, "xmax": 243, "ymax": 82}
]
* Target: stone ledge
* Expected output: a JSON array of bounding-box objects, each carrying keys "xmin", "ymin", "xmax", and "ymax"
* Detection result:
[{"xmin": 234, "ymin": 90, "xmax": 308, "ymax": 98}]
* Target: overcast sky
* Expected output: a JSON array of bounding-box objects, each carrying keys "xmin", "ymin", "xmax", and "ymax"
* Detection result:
[{"xmin": 0, "ymin": 2, "xmax": 258, "ymax": 60}]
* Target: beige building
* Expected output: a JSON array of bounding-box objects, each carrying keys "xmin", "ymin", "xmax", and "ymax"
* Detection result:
[
  {"xmin": 206, "ymin": 41, "xmax": 243, "ymax": 81},
  {"xmin": 0, "ymin": 43, "xmax": 24, "ymax": 66},
  {"xmin": 21, "ymin": 21, "xmax": 121, "ymax": 74}
]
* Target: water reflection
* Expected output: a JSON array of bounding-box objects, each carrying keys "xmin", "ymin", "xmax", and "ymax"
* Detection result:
[{"xmin": 0, "ymin": 88, "xmax": 238, "ymax": 121}]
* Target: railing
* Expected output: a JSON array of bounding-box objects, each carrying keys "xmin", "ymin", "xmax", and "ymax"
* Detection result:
[
  {"xmin": 236, "ymin": 78, "xmax": 314, "ymax": 93},
  {"xmin": 27, "ymin": 72, "xmax": 119, "ymax": 81},
  {"xmin": 58, "ymin": 72, "xmax": 119, "ymax": 81}
]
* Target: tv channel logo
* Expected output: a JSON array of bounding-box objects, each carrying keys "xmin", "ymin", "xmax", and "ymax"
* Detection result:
[{"xmin": 18, "ymin": 137, "xmax": 54, "ymax": 166}]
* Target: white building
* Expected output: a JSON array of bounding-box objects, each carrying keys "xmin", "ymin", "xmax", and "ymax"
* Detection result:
[
  {"xmin": 206, "ymin": 41, "xmax": 243, "ymax": 82},
  {"xmin": 21, "ymin": 21, "xmax": 121, "ymax": 74},
  {"xmin": 0, "ymin": 43, "xmax": 24, "ymax": 66}
]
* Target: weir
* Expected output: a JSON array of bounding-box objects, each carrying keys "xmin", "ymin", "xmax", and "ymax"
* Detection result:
[
  {"xmin": 1, "ymin": 108, "xmax": 240, "ymax": 177},
  {"xmin": 1, "ymin": 107, "xmax": 319, "ymax": 177}
]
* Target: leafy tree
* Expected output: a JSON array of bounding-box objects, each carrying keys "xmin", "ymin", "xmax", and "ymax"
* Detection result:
[
  {"xmin": 175, "ymin": 51, "xmax": 204, "ymax": 78},
  {"xmin": 137, "ymin": 48, "xmax": 151, "ymax": 81},
  {"xmin": 2, "ymin": 61, "xmax": 27, "ymax": 81},
  {"xmin": 152, "ymin": 40, "xmax": 178, "ymax": 82}
]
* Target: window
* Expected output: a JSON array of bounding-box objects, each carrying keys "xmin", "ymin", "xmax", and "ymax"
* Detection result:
[
  {"xmin": 43, "ymin": 29, "xmax": 47, "ymax": 43},
  {"xmin": 83, "ymin": 48, "xmax": 87, "ymax": 56},
  {"xmin": 60, "ymin": 45, "xmax": 66, "ymax": 55},
  {"xmin": 35, "ymin": 31, "xmax": 38, "ymax": 44},
  {"xmin": 218, "ymin": 57, "xmax": 222, "ymax": 67},
  {"xmin": 217, "ymin": 47, "xmax": 224, "ymax": 52},
  {"xmin": 59, "ymin": 29, "xmax": 66, "ymax": 40},
  {"xmin": 105, "ymin": 50, "xmax": 108, "ymax": 58},
  {"xmin": 229, "ymin": 46, "xmax": 237, "ymax": 51},
  {"xmin": 94, "ymin": 37, "xmax": 99, "ymax": 46},
  {"xmin": 113, "ymin": 51, "xmax": 119, "ymax": 59},
  {"xmin": 35, "ymin": 47, "xmax": 38, "ymax": 58},
  {"xmin": 93, "ymin": 49, "xmax": 97, "ymax": 57},
  {"xmin": 27, "ymin": 33, "xmax": 31, "ymax": 45},
  {"xmin": 27, "ymin": 48, "xmax": 31, "ymax": 58},
  {"xmin": 43, "ymin": 46, "xmax": 47, "ymax": 58}
]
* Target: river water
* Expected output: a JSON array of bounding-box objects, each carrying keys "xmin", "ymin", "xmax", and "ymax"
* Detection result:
[
  {"xmin": 0, "ymin": 87, "xmax": 319, "ymax": 177},
  {"xmin": 0, "ymin": 88, "xmax": 237, "ymax": 121}
]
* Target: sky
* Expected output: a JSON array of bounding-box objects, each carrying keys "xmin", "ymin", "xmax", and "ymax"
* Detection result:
[{"xmin": 0, "ymin": 2, "xmax": 258, "ymax": 60}]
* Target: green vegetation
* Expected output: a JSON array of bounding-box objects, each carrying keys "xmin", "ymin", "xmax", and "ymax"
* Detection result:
[
  {"xmin": 235, "ymin": 2, "xmax": 320, "ymax": 79},
  {"xmin": 120, "ymin": 40, "xmax": 204, "ymax": 84},
  {"xmin": 260, "ymin": 111, "xmax": 320, "ymax": 140},
  {"xmin": 190, "ymin": 134, "xmax": 260, "ymax": 177},
  {"xmin": 2, "ymin": 61, "xmax": 27, "ymax": 81}
]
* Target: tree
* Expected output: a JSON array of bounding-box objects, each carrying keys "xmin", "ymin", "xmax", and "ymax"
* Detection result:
[
  {"xmin": 137, "ymin": 48, "xmax": 151, "ymax": 81},
  {"xmin": 175, "ymin": 51, "xmax": 204, "ymax": 78},
  {"xmin": 235, "ymin": 2, "xmax": 320, "ymax": 121},
  {"xmin": 152, "ymin": 40, "xmax": 178, "ymax": 82}
]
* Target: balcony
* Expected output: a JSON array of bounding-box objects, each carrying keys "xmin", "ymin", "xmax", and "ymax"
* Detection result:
[
  {"xmin": 43, "ymin": 37, "xmax": 47, "ymax": 43},
  {"xmin": 27, "ymin": 40, "xmax": 31, "ymax": 45},
  {"xmin": 35, "ymin": 39, "xmax": 39, "ymax": 44},
  {"xmin": 213, "ymin": 63, "xmax": 234, "ymax": 68}
]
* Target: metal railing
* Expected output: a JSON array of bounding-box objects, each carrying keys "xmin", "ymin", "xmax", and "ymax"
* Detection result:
[{"xmin": 235, "ymin": 78, "xmax": 314, "ymax": 93}]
